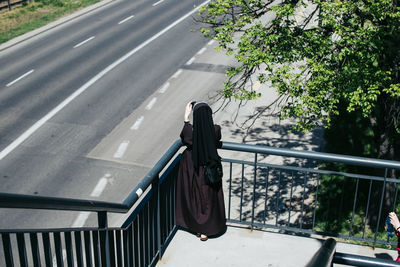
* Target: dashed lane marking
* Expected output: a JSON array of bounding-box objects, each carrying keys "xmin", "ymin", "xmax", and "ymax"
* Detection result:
[
  {"xmin": 118, "ymin": 15, "xmax": 134, "ymax": 24},
  {"xmin": 145, "ymin": 97, "xmax": 157, "ymax": 110},
  {"xmin": 6, "ymin": 69, "xmax": 34, "ymax": 87},
  {"xmin": 73, "ymin": 36, "xmax": 95, "ymax": 48},
  {"xmin": 113, "ymin": 140, "xmax": 130, "ymax": 158},
  {"xmin": 131, "ymin": 116, "xmax": 144, "ymax": 130}
]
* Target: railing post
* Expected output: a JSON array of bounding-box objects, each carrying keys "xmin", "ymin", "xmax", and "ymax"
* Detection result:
[
  {"xmin": 152, "ymin": 175, "xmax": 162, "ymax": 258},
  {"xmin": 98, "ymin": 211, "xmax": 111, "ymax": 267},
  {"xmin": 251, "ymin": 153, "xmax": 258, "ymax": 230},
  {"xmin": 374, "ymin": 168, "xmax": 388, "ymax": 248}
]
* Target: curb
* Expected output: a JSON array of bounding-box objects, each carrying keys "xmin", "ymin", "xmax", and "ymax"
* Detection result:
[{"xmin": 0, "ymin": 0, "xmax": 116, "ymax": 52}]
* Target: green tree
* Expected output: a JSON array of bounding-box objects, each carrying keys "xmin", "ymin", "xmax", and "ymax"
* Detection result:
[{"xmin": 199, "ymin": 0, "xmax": 400, "ymax": 160}]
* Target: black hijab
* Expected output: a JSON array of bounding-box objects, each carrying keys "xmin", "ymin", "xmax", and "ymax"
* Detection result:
[{"xmin": 192, "ymin": 102, "xmax": 219, "ymax": 170}]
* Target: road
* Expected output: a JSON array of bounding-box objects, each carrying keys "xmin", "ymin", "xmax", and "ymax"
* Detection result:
[{"xmin": 0, "ymin": 0, "xmax": 235, "ymax": 229}]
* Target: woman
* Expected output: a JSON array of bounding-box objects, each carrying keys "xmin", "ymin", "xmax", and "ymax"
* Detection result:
[
  {"xmin": 176, "ymin": 101, "xmax": 226, "ymax": 241},
  {"xmin": 389, "ymin": 212, "xmax": 400, "ymax": 261}
]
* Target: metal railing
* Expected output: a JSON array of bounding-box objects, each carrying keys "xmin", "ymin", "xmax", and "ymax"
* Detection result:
[
  {"xmin": 221, "ymin": 141, "xmax": 400, "ymax": 248},
  {"xmin": 0, "ymin": 0, "xmax": 30, "ymax": 11},
  {"xmin": 1, "ymin": 140, "xmax": 400, "ymax": 266},
  {"xmin": 307, "ymin": 238, "xmax": 400, "ymax": 267},
  {"xmin": 0, "ymin": 140, "xmax": 182, "ymax": 267}
]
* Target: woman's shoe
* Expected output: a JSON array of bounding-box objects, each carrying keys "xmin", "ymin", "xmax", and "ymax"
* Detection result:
[{"xmin": 200, "ymin": 234, "xmax": 208, "ymax": 241}]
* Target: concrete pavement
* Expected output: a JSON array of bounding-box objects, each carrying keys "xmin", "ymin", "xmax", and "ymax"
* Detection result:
[{"xmin": 157, "ymin": 226, "xmax": 398, "ymax": 267}]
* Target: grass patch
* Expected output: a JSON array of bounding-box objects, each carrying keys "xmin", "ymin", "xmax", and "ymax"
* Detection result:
[{"xmin": 0, "ymin": 0, "xmax": 102, "ymax": 44}]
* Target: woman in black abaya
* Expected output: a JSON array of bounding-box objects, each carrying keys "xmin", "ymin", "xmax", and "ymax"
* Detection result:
[{"xmin": 176, "ymin": 101, "xmax": 226, "ymax": 241}]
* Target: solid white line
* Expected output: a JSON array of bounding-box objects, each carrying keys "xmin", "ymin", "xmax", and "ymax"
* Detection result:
[
  {"xmin": 172, "ymin": 69, "xmax": 182, "ymax": 78},
  {"xmin": 73, "ymin": 36, "xmax": 95, "ymax": 48},
  {"xmin": 197, "ymin": 47, "xmax": 207, "ymax": 55},
  {"xmin": 131, "ymin": 116, "xmax": 144, "ymax": 130},
  {"xmin": 186, "ymin": 57, "xmax": 195, "ymax": 65},
  {"xmin": 114, "ymin": 140, "xmax": 130, "ymax": 158},
  {"xmin": 152, "ymin": 0, "xmax": 164, "ymax": 6},
  {"xmin": 146, "ymin": 97, "xmax": 157, "ymax": 110},
  {"xmin": 6, "ymin": 69, "xmax": 34, "ymax": 87},
  {"xmin": 90, "ymin": 176, "xmax": 108, "ymax": 197},
  {"xmin": 207, "ymin": 39, "xmax": 215, "ymax": 46},
  {"xmin": 118, "ymin": 15, "xmax": 134, "ymax": 25},
  {"xmin": 159, "ymin": 82, "xmax": 170, "ymax": 93},
  {"xmin": 72, "ymin": 212, "xmax": 90, "ymax": 227},
  {"xmin": 0, "ymin": 0, "xmax": 211, "ymax": 162}
]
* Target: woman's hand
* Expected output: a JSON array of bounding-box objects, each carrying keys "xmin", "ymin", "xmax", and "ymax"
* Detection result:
[
  {"xmin": 390, "ymin": 212, "xmax": 400, "ymax": 231},
  {"xmin": 184, "ymin": 101, "xmax": 193, "ymax": 122}
]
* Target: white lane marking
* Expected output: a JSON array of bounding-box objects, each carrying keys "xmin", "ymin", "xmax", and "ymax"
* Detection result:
[
  {"xmin": 197, "ymin": 47, "xmax": 207, "ymax": 55},
  {"xmin": 152, "ymin": 0, "xmax": 164, "ymax": 6},
  {"xmin": 90, "ymin": 175, "xmax": 109, "ymax": 197},
  {"xmin": 72, "ymin": 212, "xmax": 90, "ymax": 227},
  {"xmin": 114, "ymin": 140, "xmax": 130, "ymax": 158},
  {"xmin": 172, "ymin": 69, "xmax": 182, "ymax": 78},
  {"xmin": 0, "ymin": 0, "xmax": 211, "ymax": 162},
  {"xmin": 6, "ymin": 69, "xmax": 34, "ymax": 87},
  {"xmin": 207, "ymin": 39, "xmax": 215, "ymax": 46},
  {"xmin": 73, "ymin": 36, "xmax": 95, "ymax": 48},
  {"xmin": 159, "ymin": 82, "xmax": 170, "ymax": 93},
  {"xmin": 131, "ymin": 116, "xmax": 144, "ymax": 130},
  {"xmin": 118, "ymin": 15, "xmax": 134, "ymax": 25},
  {"xmin": 186, "ymin": 57, "xmax": 195, "ymax": 65},
  {"xmin": 146, "ymin": 97, "xmax": 157, "ymax": 110}
]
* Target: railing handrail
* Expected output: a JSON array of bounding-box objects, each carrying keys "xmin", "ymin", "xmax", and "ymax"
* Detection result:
[
  {"xmin": 222, "ymin": 142, "xmax": 400, "ymax": 169},
  {"xmin": 306, "ymin": 238, "xmax": 337, "ymax": 267},
  {"xmin": 0, "ymin": 140, "xmax": 183, "ymax": 213},
  {"xmin": 1, "ymin": 139, "xmax": 399, "ymax": 213}
]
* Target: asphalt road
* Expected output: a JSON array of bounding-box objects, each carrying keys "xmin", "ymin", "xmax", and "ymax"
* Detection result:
[{"xmin": 0, "ymin": 0, "xmax": 235, "ymax": 229}]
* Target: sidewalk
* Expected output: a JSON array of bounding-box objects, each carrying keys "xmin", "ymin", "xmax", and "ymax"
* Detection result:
[{"xmin": 157, "ymin": 226, "xmax": 398, "ymax": 267}]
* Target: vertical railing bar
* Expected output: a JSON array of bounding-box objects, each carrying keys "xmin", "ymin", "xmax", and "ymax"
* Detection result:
[
  {"xmin": 42, "ymin": 232, "xmax": 53, "ymax": 267},
  {"xmin": 92, "ymin": 231, "xmax": 100, "ymax": 267},
  {"xmin": 228, "ymin": 162, "xmax": 232, "ymax": 220},
  {"xmin": 133, "ymin": 219, "xmax": 140, "ymax": 267},
  {"xmin": 115, "ymin": 230, "xmax": 123, "ymax": 267},
  {"xmin": 338, "ymin": 178, "xmax": 345, "ymax": 226},
  {"xmin": 2, "ymin": 233, "xmax": 14, "ymax": 267},
  {"xmin": 54, "ymin": 232, "xmax": 64, "ymax": 267},
  {"xmin": 275, "ymin": 170, "xmax": 282, "ymax": 226},
  {"xmin": 139, "ymin": 213, "xmax": 145, "ymax": 267},
  {"xmin": 350, "ymin": 178, "xmax": 359, "ymax": 236},
  {"xmin": 149, "ymin": 193, "xmax": 155, "ymax": 261},
  {"xmin": 312, "ymin": 174, "xmax": 320, "ymax": 231},
  {"xmin": 300, "ymin": 172, "xmax": 307, "ymax": 229},
  {"xmin": 83, "ymin": 231, "xmax": 93, "ymax": 267},
  {"xmin": 108, "ymin": 230, "xmax": 116, "ymax": 267},
  {"xmin": 153, "ymin": 174, "xmax": 162, "ymax": 260},
  {"xmin": 98, "ymin": 211, "xmax": 110, "ymax": 267},
  {"xmin": 325, "ymin": 176, "xmax": 333, "ymax": 232},
  {"xmin": 30, "ymin": 233, "xmax": 41, "ymax": 267},
  {"xmin": 16, "ymin": 233, "xmax": 28, "ymax": 267},
  {"xmin": 122, "ymin": 229, "xmax": 130, "ymax": 267},
  {"xmin": 363, "ymin": 180, "xmax": 373, "ymax": 239},
  {"xmin": 263, "ymin": 167, "xmax": 270, "ymax": 225},
  {"xmin": 144, "ymin": 203, "xmax": 150, "ymax": 265},
  {"xmin": 63, "ymin": 232, "xmax": 73, "ymax": 267},
  {"xmin": 251, "ymin": 153, "xmax": 258, "ymax": 229},
  {"xmin": 74, "ymin": 232, "xmax": 83, "ymax": 267},
  {"xmin": 240, "ymin": 163, "xmax": 244, "ymax": 221},
  {"xmin": 288, "ymin": 171, "xmax": 294, "ymax": 226},
  {"xmin": 374, "ymin": 168, "xmax": 388, "ymax": 248},
  {"xmin": 128, "ymin": 221, "xmax": 133, "ymax": 267},
  {"xmin": 392, "ymin": 179, "xmax": 399, "ymax": 212}
]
